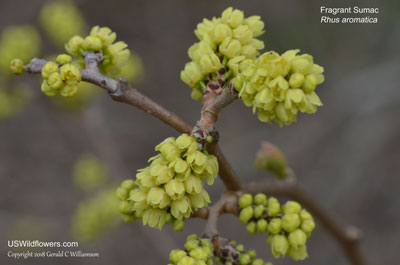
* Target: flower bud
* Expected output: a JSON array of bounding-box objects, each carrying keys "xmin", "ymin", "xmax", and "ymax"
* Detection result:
[
  {"xmin": 90, "ymin": 26, "xmax": 117, "ymax": 46},
  {"xmin": 60, "ymin": 63, "xmax": 82, "ymax": 82},
  {"xmin": 116, "ymin": 187, "xmax": 129, "ymax": 200},
  {"xmin": 170, "ymin": 249, "xmax": 187, "ymax": 263},
  {"xmin": 266, "ymin": 197, "xmax": 281, "ymax": 216},
  {"xmin": 238, "ymin": 194, "xmax": 253, "ymax": 208},
  {"xmin": 221, "ymin": 7, "xmax": 244, "ymax": 28},
  {"xmin": 282, "ymin": 201, "xmax": 301, "ymax": 214},
  {"xmin": 254, "ymin": 141, "xmax": 288, "ymax": 179},
  {"xmin": 173, "ymin": 219, "xmax": 185, "ymax": 231},
  {"xmin": 212, "ymin": 23, "xmax": 232, "ymax": 43},
  {"xmin": 119, "ymin": 201, "xmax": 132, "ymax": 214},
  {"xmin": 253, "ymin": 205, "xmax": 265, "ymax": 218},
  {"xmin": 288, "ymin": 245, "xmax": 308, "ymax": 261},
  {"xmin": 302, "ymin": 74, "xmax": 317, "ymax": 93},
  {"xmin": 41, "ymin": 80, "xmax": 57, "ymax": 97},
  {"xmin": 233, "ymin": 25, "xmax": 253, "ymax": 45},
  {"xmin": 239, "ymin": 206, "xmax": 254, "ymax": 223},
  {"xmin": 253, "ymin": 193, "xmax": 267, "ymax": 205},
  {"xmin": 60, "ymin": 82, "xmax": 78, "ymax": 97},
  {"xmin": 47, "ymin": 72, "xmax": 64, "ymax": 90},
  {"xmin": 301, "ymin": 219, "xmax": 316, "ymax": 234},
  {"xmin": 41, "ymin": 62, "xmax": 59, "ymax": 79},
  {"xmin": 246, "ymin": 221, "xmax": 257, "ymax": 234},
  {"xmin": 199, "ymin": 53, "xmax": 221, "ymax": 74},
  {"xmin": 227, "ymin": 55, "xmax": 245, "ymax": 74},
  {"xmin": 299, "ymin": 209, "xmax": 313, "ymax": 221},
  {"xmin": 177, "ymin": 256, "xmax": 196, "ymax": 265},
  {"xmin": 181, "ymin": 61, "xmax": 203, "ymax": 87},
  {"xmin": 10, "ymin": 58, "xmax": 25, "ymax": 75},
  {"xmin": 267, "ymin": 218, "xmax": 281, "ymax": 234},
  {"xmin": 245, "ymin": 16, "xmax": 265, "ymax": 37},
  {"xmin": 219, "ymin": 37, "xmax": 241, "ymax": 58},
  {"xmin": 241, "ymin": 45, "xmax": 258, "ymax": 59},
  {"xmin": 238, "ymin": 253, "xmax": 251, "ymax": 265},
  {"xmin": 271, "ymin": 235, "xmax": 289, "ymax": 258},
  {"xmin": 256, "ymin": 219, "xmax": 268, "ymax": 233},
  {"xmin": 289, "ymin": 72, "xmax": 304, "ymax": 88},
  {"xmin": 288, "ymin": 229, "xmax": 307, "ymax": 249},
  {"xmin": 82, "ymin": 36, "xmax": 103, "ymax": 51},
  {"xmin": 65, "ymin": 35, "xmax": 83, "ymax": 57},
  {"xmin": 281, "ymin": 213, "xmax": 301, "ymax": 232},
  {"xmin": 190, "ymin": 247, "xmax": 208, "ymax": 261}
]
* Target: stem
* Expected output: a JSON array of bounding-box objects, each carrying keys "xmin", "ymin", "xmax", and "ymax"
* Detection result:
[{"xmin": 245, "ymin": 180, "xmax": 366, "ymax": 265}]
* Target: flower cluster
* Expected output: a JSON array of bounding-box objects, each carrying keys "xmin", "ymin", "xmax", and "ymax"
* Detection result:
[
  {"xmin": 0, "ymin": 25, "xmax": 40, "ymax": 74},
  {"xmin": 39, "ymin": 1, "xmax": 86, "ymax": 46},
  {"xmin": 117, "ymin": 134, "xmax": 219, "ymax": 230},
  {"xmin": 65, "ymin": 26, "xmax": 130, "ymax": 74},
  {"xmin": 214, "ymin": 240, "xmax": 272, "ymax": 265},
  {"xmin": 73, "ymin": 154, "xmax": 108, "ymax": 191},
  {"xmin": 181, "ymin": 7, "xmax": 265, "ymax": 100},
  {"xmin": 40, "ymin": 54, "xmax": 82, "ymax": 97},
  {"xmin": 71, "ymin": 188, "xmax": 120, "ymax": 243},
  {"xmin": 169, "ymin": 234, "xmax": 214, "ymax": 265},
  {"xmin": 232, "ymin": 49, "xmax": 324, "ymax": 126},
  {"xmin": 238, "ymin": 194, "xmax": 315, "ymax": 261}
]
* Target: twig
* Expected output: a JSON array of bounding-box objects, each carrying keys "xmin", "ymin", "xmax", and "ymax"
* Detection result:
[
  {"xmin": 24, "ymin": 55, "xmax": 243, "ymax": 191},
  {"xmin": 245, "ymin": 180, "xmax": 366, "ymax": 265}
]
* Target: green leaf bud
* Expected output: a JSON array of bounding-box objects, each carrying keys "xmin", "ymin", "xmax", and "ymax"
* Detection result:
[
  {"xmin": 256, "ymin": 219, "xmax": 268, "ymax": 233},
  {"xmin": 271, "ymin": 235, "xmax": 289, "ymax": 258},
  {"xmin": 246, "ymin": 221, "xmax": 257, "ymax": 234},
  {"xmin": 238, "ymin": 194, "xmax": 253, "ymax": 208},
  {"xmin": 239, "ymin": 206, "xmax": 254, "ymax": 223},
  {"xmin": 281, "ymin": 213, "xmax": 301, "ymax": 232},
  {"xmin": 253, "ymin": 193, "xmax": 267, "ymax": 206},
  {"xmin": 47, "ymin": 72, "xmax": 64, "ymax": 90},
  {"xmin": 169, "ymin": 249, "xmax": 187, "ymax": 263},
  {"xmin": 282, "ymin": 201, "xmax": 301, "ymax": 214},
  {"xmin": 267, "ymin": 218, "xmax": 281, "ymax": 234},
  {"xmin": 288, "ymin": 245, "xmax": 308, "ymax": 261},
  {"xmin": 288, "ymin": 229, "xmax": 307, "ymax": 249},
  {"xmin": 41, "ymin": 62, "xmax": 59, "ymax": 79},
  {"xmin": 253, "ymin": 205, "xmax": 265, "ymax": 218},
  {"xmin": 173, "ymin": 219, "xmax": 185, "ymax": 231},
  {"xmin": 10, "ymin": 58, "xmax": 25, "ymax": 75}
]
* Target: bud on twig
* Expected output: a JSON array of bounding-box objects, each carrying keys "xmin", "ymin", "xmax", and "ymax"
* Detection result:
[{"xmin": 254, "ymin": 141, "xmax": 289, "ymax": 179}]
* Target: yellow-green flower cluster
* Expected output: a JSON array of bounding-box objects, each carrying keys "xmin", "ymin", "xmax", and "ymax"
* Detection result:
[
  {"xmin": 232, "ymin": 49, "xmax": 324, "ymax": 126},
  {"xmin": 168, "ymin": 234, "xmax": 214, "ymax": 265},
  {"xmin": 71, "ymin": 188, "xmax": 120, "ymax": 243},
  {"xmin": 73, "ymin": 154, "xmax": 108, "ymax": 191},
  {"xmin": 214, "ymin": 240, "xmax": 272, "ymax": 265},
  {"xmin": 0, "ymin": 25, "xmax": 40, "ymax": 74},
  {"xmin": 65, "ymin": 26, "xmax": 130, "ymax": 74},
  {"xmin": 39, "ymin": 1, "xmax": 86, "ymax": 46},
  {"xmin": 181, "ymin": 7, "xmax": 265, "ymax": 100},
  {"xmin": 40, "ymin": 54, "xmax": 82, "ymax": 97},
  {"xmin": 118, "ymin": 134, "xmax": 218, "ymax": 230},
  {"xmin": 116, "ymin": 179, "xmax": 187, "ymax": 231},
  {"xmin": 238, "ymin": 194, "xmax": 315, "ymax": 261}
]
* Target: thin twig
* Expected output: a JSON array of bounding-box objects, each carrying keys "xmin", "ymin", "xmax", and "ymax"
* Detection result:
[{"xmin": 245, "ymin": 180, "xmax": 366, "ymax": 265}]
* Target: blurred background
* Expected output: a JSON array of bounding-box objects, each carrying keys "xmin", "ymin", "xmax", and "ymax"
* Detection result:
[{"xmin": 0, "ymin": 0, "xmax": 399, "ymax": 264}]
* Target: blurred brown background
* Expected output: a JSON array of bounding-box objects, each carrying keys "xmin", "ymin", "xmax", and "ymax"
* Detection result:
[{"xmin": 1, "ymin": 0, "xmax": 399, "ymax": 264}]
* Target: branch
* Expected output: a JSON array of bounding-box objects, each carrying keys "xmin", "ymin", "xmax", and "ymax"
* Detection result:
[
  {"xmin": 245, "ymin": 180, "xmax": 366, "ymax": 265},
  {"xmin": 24, "ymin": 55, "xmax": 243, "ymax": 191}
]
